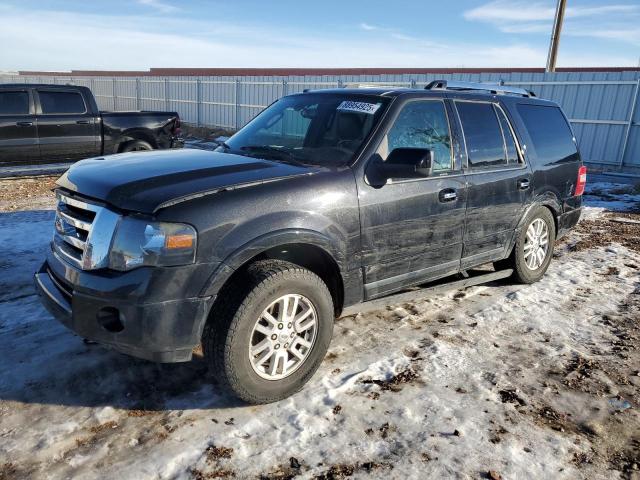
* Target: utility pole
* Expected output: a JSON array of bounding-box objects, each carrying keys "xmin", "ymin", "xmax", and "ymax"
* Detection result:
[{"xmin": 546, "ymin": 0, "xmax": 567, "ymax": 72}]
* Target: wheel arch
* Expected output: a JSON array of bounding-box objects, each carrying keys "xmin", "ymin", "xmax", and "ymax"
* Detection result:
[
  {"xmin": 201, "ymin": 230, "xmax": 347, "ymax": 317},
  {"xmin": 506, "ymin": 198, "xmax": 560, "ymax": 259},
  {"xmin": 114, "ymin": 130, "xmax": 158, "ymax": 152}
]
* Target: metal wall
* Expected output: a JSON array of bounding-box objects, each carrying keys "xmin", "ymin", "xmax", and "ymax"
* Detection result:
[{"xmin": 2, "ymin": 71, "xmax": 639, "ymax": 173}]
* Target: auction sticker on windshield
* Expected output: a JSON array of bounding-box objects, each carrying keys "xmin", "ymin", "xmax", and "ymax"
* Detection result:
[{"xmin": 337, "ymin": 101, "xmax": 381, "ymax": 115}]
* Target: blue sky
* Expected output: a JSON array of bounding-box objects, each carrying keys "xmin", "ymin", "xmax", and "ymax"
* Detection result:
[{"xmin": 0, "ymin": 0, "xmax": 638, "ymax": 70}]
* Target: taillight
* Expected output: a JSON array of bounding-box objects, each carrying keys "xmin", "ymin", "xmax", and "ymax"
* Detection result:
[{"xmin": 575, "ymin": 165, "xmax": 587, "ymax": 196}]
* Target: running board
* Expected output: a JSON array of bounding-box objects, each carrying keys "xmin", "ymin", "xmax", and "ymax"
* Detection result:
[{"xmin": 340, "ymin": 269, "xmax": 513, "ymax": 318}]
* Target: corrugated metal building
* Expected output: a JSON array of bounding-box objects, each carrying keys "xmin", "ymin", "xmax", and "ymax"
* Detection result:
[{"xmin": 2, "ymin": 67, "xmax": 639, "ymax": 177}]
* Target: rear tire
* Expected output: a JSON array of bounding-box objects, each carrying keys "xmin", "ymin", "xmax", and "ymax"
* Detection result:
[
  {"xmin": 497, "ymin": 206, "xmax": 556, "ymax": 284},
  {"xmin": 120, "ymin": 140, "xmax": 153, "ymax": 152},
  {"xmin": 202, "ymin": 260, "xmax": 334, "ymax": 404}
]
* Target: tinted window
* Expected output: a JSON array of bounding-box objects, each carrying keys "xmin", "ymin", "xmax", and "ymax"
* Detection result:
[
  {"xmin": 495, "ymin": 107, "xmax": 519, "ymax": 164},
  {"xmin": 381, "ymin": 101, "xmax": 452, "ymax": 172},
  {"xmin": 517, "ymin": 104, "xmax": 578, "ymax": 164},
  {"xmin": 38, "ymin": 91, "xmax": 86, "ymax": 114},
  {"xmin": 0, "ymin": 92, "xmax": 29, "ymax": 115},
  {"xmin": 456, "ymin": 102, "xmax": 506, "ymax": 168}
]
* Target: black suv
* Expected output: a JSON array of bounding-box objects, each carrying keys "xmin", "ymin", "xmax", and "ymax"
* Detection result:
[{"xmin": 35, "ymin": 81, "xmax": 586, "ymax": 403}]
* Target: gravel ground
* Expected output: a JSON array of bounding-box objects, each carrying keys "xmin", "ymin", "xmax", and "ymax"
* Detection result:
[{"xmin": 0, "ymin": 180, "xmax": 638, "ymax": 480}]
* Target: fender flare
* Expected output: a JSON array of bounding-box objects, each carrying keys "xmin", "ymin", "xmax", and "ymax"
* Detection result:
[
  {"xmin": 506, "ymin": 196, "xmax": 562, "ymax": 258},
  {"xmin": 199, "ymin": 228, "xmax": 347, "ymax": 298}
]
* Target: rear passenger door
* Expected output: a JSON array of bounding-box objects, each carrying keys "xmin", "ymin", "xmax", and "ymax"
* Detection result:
[
  {"xmin": 0, "ymin": 89, "xmax": 39, "ymax": 165},
  {"xmin": 454, "ymin": 99, "xmax": 532, "ymax": 268},
  {"xmin": 35, "ymin": 88, "xmax": 100, "ymax": 162}
]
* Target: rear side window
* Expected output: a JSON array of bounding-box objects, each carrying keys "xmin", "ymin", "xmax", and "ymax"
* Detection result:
[
  {"xmin": 456, "ymin": 102, "xmax": 506, "ymax": 169},
  {"xmin": 517, "ymin": 104, "xmax": 579, "ymax": 164},
  {"xmin": 38, "ymin": 91, "xmax": 86, "ymax": 114},
  {"xmin": 0, "ymin": 91, "xmax": 30, "ymax": 115}
]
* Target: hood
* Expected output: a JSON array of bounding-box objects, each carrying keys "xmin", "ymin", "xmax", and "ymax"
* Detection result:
[{"xmin": 56, "ymin": 149, "xmax": 319, "ymax": 214}]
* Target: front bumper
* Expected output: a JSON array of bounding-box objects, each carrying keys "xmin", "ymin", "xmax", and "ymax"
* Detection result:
[{"xmin": 34, "ymin": 245, "xmax": 217, "ymax": 363}]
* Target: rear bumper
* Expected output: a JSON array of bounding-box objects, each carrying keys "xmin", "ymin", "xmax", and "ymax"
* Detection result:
[
  {"xmin": 557, "ymin": 205, "xmax": 583, "ymax": 238},
  {"xmin": 34, "ymin": 247, "xmax": 217, "ymax": 363}
]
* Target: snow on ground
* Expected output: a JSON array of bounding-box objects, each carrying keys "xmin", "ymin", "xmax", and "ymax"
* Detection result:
[{"xmin": 0, "ymin": 182, "xmax": 639, "ymax": 480}]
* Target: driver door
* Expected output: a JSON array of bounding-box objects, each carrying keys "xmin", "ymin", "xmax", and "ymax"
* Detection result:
[{"xmin": 357, "ymin": 99, "xmax": 467, "ymax": 299}]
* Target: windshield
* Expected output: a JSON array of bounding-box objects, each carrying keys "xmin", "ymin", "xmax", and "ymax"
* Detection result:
[{"xmin": 219, "ymin": 93, "xmax": 390, "ymax": 167}]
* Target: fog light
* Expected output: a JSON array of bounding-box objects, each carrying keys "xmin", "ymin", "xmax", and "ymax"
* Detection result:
[{"xmin": 97, "ymin": 307, "xmax": 124, "ymax": 333}]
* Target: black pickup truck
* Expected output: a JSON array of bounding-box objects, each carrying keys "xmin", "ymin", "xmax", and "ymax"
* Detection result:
[
  {"xmin": 35, "ymin": 80, "xmax": 586, "ymax": 404},
  {"xmin": 0, "ymin": 84, "xmax": 182, "ymax": 165}
]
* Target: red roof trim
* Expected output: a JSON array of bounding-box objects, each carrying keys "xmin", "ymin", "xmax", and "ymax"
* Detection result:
[{"xmin": 17, "ymin": 67, "xmax": 640, "ymax": 77}]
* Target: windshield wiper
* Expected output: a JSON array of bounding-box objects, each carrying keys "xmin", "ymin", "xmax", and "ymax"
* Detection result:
[
  {"xmin": 239, "ymin": 145, "xmax": 306, "ymax": 166},
  {"xmin": 217, "ymin": 141, "xmax": 232, "ymax": 151}
]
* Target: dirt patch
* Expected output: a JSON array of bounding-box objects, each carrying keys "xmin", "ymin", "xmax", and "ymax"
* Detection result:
[
  {"xmin": 498, "ymin": 388, "xmax": 527, "ymax": 406},
  {"xmin": 314, "ymin": 460, "xmax": 392, "ymax": 479},
  {"xmin": 361, "ymin": 367, "xmax": 420, "ymax": 392},
  {"xmin": 127, "ymin": 409, "xmax": 159, "ymax": 418},
  {"xmin": 0, "ymin": 175, "xmax": 58, "ymax": 212},
  {"xmin": 567, "ymin": 212, "xmax": 640, "ymax": 253},
  {"xmin": 190, "ymin": 468, "xmax": 236, "ymax": 479},
  {"xmin": 259, "ymin": 457, "xmax": 302, "ymax": 480},
  {"xmin": 181, "ymin": 124, "xmax": 235, "ymax": 140},
  {"xmin": 206, "ymin": 445, "xmax": 234, "ymax": 462},
  {"xmin": 0, "ymin": 463, "xmax": 18, "ymax": 480},
  {"xmin": 89, "ymin": 420, "xmax": 118, "ymax": 434}
]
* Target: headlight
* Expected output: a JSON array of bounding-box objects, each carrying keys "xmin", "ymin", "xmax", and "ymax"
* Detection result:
[{"xmin": 109, "ymin": 217, "xmax": 197, "ymax": 271}]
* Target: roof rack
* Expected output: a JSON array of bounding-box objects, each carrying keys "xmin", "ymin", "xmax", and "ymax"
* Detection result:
[
  {"xmin": 425, "ymin": 79, "xmax": 535, "ymax": 97},
  {"xmin": 343, "ymin": 83, "xmax": 410, "ymax": 89}
]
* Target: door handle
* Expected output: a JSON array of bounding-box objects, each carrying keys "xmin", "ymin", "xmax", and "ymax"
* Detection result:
[
  {"xmin": 439, "ymin": 188, "xmax": 457, "ymax": 202},
  {"xmin": 16, "ymin": 121, "xmax": 33, "ymax": 127},
  {"xmin": 518, "ymin": 179, "xmax": 530, "ymax": 190},
  {"xmin": 76, "ymin": 120, "xmax": 90, "ymax": 125}
]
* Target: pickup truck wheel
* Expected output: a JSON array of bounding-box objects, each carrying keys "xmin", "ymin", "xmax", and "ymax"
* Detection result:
[
  {"xmin": 203, "ymin": 259, "xmax": 334, "ymax": 404},
  {"xmin": 499, "ymin": 206, "xmax": 556, "ymax": 284},
  {"xmin": 120, "ymin": 140, "xmax": 153, "ymax": 152}
]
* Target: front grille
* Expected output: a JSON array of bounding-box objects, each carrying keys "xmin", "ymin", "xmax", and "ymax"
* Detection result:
[{"xmin": 53, "ymin": 191, "xmax": 120, "ymax": 270}]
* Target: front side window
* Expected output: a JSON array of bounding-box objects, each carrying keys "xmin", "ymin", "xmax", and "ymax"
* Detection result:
[
  {"xmin": 456, "ymin": 101, "xmax": 507, "ymax": 169},
  {"xmin": 0, "ymin": 91, "xmax": 29, "ymax": 115},
  {"xmin": 378, "ymin": 100, "xmax": 453, "ymax": 172},
  {"xmin": 38, "ymin": 91, "xmax": 86, "ymax": 114},
  {"xmin": 222, "ymin": 94, "xmax": 389, "ymax": 167}
]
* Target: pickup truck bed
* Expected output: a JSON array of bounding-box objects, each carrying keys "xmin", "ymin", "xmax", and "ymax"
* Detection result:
[{"xmin": 0, "ymin": 84, "xmax": 183, "ymax": 165}]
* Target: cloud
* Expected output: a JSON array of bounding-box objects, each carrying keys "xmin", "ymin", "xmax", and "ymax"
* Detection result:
[
  {"xmin": 464, "ymin": 1, "xmax": 640, "ymax": 46},
  {"xmin": 0, "ymin": 4, "xmax": 635, "ymax": 70},
  {"xmin": 464, "ymin": 1, "xmax": 639, "ymax": 23},
  {"xmin": 137, "ymin": 0, "xmax": 178, "ymax": 14},
  {"xmin": 359, "ymin": 23, "xmax": 379, "ymax": 31}
]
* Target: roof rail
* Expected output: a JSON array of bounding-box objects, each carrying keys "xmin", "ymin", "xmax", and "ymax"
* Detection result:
[
  {"xmin": 425, "ymin": 79, "xmax": 535, "ymax": 97},
  {"xmin": 343, "ymin": 82, "xmax": 411, "ymax": 89}
]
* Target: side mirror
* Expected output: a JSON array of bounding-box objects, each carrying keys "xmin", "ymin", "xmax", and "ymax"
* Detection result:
[{"xmin": 379, "ymin": 148, "xmax": 433, "ymax": 179}]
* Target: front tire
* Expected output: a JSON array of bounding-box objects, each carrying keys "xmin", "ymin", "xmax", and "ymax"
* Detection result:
[
  {"xmin": 203, "ymin": 260, "xmax": 334, "ymax": 404},
  {"xmin": 499, "ymin": 206, "xmax": 556, "ymax": 284}
]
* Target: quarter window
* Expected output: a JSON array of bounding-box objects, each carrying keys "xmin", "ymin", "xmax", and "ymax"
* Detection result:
[
  {"xmin": 456, "ymin": 102, "xmax": 507, "ymax": 169},
  {"xmin": 380, "ymin": 101, "xmax": 453, "ymax": 172},
  {"xmin": 38, "ymin": 91, "xmax": 86, "ymax": 114},
  {"xmin": 517, "ymin": 104, "xmax": 579, "ymax": 165},
  {"xmin": 0, "ymin": 92, "xmax": 29, "ymax": 115}
]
